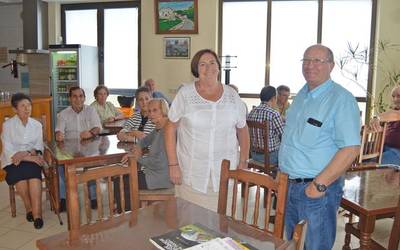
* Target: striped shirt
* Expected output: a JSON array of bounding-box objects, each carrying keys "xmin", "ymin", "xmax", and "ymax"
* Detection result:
[
  {"xmin": 120, "ymin": 112, "xmax": 155, "ymax": 142},
  {"xmin": 247, "ymin": 103, "xmax": 284, "ymax": 152}
]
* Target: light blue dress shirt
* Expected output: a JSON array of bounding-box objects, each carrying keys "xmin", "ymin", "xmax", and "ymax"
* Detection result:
[{"xmin": 279, "ymin": 79, "xmax": 361, "ymax": 178}]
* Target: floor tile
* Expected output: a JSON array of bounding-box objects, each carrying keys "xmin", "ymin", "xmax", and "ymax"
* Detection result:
[{"xmin": 0, "ymin": 230, "xmax": 37, "ymax": 249}]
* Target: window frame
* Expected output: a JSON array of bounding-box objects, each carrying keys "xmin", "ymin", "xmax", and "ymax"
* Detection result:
[
  {"xmin": 61, "ymin": 1, "xmax": 141, "ymax": 94},
  {"xmin": 218, "ymin": 0, "xmax": 377, "ymax": 122}
]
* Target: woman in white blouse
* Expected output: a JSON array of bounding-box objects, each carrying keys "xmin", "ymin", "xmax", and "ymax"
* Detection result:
[
  {"xmin": 1, "ymin": 93, "xmax": 46, "ymax": 229},
  {"xmin": 165, "ymin": 49, "xmax": 250, "ymax": 211}
]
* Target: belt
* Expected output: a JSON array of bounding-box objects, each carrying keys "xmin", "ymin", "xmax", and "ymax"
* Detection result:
[{"xmin": 288, "ymin": 178, "xmax": 314, "ymax": 183}]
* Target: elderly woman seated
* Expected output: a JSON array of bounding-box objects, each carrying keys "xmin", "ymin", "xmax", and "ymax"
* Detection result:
[
  {"xmin": 370, "ymin": 86, "xmax": 400, "ymax": 165},
  {"xmin": 90, "ymin": 85, "xmax": 125, "ymax": 125},
  {"xmin": 1, "ymin": 93, "xmax": 46, "ymax": 229},
  {"xmin": 116, "ymin": 98, "xmax": 173, "ymax": 211}
]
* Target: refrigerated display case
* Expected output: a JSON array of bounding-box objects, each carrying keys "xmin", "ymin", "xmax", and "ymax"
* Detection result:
[{"xmin": 49, "ymin": 44, "xmax": 98, "ymax": 126}]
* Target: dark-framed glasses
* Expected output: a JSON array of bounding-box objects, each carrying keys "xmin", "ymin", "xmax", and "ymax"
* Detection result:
[{"xmin": 301, "ymin": 58, "xmax": 332, "ymax": 65}]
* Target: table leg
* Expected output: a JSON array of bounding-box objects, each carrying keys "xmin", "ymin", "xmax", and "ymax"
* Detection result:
[
  {"xmin": 358, "ymin": 214, "xmax": 376, "ymax": 250},
  {"xmin": 342, "ymin": 222, "xmax": 352, "ymax": 250}
]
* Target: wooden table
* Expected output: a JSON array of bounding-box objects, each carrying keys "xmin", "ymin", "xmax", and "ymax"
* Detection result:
[
  {"xmin": 37, "ymin": 198, "xmax": 294, "ymax": 250},
  {"xmin": 45, "ymin": 135, "xmax": 135, "ymax": 228},
  {"xmin": 341, "ymin": 166, "xmax": 400, "ymax": 249},
  {"xmin": 103, "ymin": 118, "xmax": 127, "ymax": 134}
]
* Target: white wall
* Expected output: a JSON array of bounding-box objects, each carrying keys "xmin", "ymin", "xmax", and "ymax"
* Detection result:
[
  {"xmin": 141, "ymin": 0, "xmax": 219, "ymax": 99},
  {"xmin": 373, "ymin": 0, "xmax": 400, "ymax": 108}
]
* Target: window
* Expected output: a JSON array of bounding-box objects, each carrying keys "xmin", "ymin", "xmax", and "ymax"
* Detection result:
[
  {"xmin": 222, "ymin": 1, "xmax": 267, "ymax": 93},
  {"xmin": 62, "ymin": 2, "xmax": 140, "ymax": 91},
  {"xmin": 65, "ymin": 9, "xmax": 97, "ymax": 47},
  {"xmin": 270, "ymin": 1, "xmax": 317, "ymax": 91},
  {"xmin": 221, "ymin": 0, "xmax": 376, "ymax": 121}
]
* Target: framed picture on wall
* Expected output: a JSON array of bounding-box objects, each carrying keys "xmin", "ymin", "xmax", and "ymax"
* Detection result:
[
  {"xmin": 164, "ymin": 37, "xmax": 190, "ymax": 59},
  {"xmin": 155, "ymin": 0, "xmax": 198, "ymax": 34}
]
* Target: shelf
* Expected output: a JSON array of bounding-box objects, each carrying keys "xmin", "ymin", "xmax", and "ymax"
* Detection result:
[
  {"xmin": 57, "ymin": 65, "xmax": 77, "ymax": 68},
  {"xmin": 57, "ymin": 80, "xmax": 78, "ymax": 83}
]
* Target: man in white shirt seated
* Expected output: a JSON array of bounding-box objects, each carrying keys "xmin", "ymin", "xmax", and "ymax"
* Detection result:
[{"xmin": 55, "ymin": 86, "xmax": 102, "ymax": 211}]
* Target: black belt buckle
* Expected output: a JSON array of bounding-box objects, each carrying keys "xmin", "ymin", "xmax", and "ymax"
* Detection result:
[{"xmin": 289, "ymin": 178, "xmax": 314, "ymax": 183}]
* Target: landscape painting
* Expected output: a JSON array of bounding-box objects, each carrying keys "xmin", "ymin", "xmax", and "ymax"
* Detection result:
[{"xmin": 155, "ymin": 0, "xmax": 198, "ymax": 34}]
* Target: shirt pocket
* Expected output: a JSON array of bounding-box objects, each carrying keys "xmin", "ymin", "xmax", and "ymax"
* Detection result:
[{"xmin": 299, "ymin": 122, "xmax": 322, "ymax": 147}]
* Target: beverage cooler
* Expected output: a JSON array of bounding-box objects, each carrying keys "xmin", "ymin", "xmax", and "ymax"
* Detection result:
[{"xmin": 49, "ymin": 44, "xmax": 98, "ymax": 128}]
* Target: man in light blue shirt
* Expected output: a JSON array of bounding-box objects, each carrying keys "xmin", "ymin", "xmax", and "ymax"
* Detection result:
[{"xmin": 279, "ymin": 44, "xmax": 361, "ymax": 250}]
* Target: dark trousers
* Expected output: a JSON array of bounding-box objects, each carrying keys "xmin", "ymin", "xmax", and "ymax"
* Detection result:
[{"xmin": 114, "ymin": 170, "xmax": 147, "ymax": 212}]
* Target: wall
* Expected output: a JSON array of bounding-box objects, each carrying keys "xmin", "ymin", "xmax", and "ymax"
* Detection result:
[
  {"xmin": 373, "ymin": 0, "xmax": 400, "ymax": 108},
  {"xmin": 141, "ymin": 0, "xmax": 219, "ymax": 98},
  {"xmin": 0, "ymin": 4, "xmax": 27, "ymax": 94}
]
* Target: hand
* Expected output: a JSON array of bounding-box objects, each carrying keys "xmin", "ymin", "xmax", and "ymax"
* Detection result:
[
  {"xmin": 169, "ymin": 164, "xmax": 182, "ymax": 185},
  {"xmin": 135, "ymin": 131, "xmax": 146, "ymax": 140},
  {"xmin": 121, "ymin": 154, "xmax": 129, "ymax": 164},
  {"xmin": 106, "ymin": 117, "xmax": 115, "ymax": 123},
  {"xmin": 28, "ymin": 155, "xmax": 46, "ymax": 166},
  {"xmin": 117, "ymin": 132, "xmax": 129, "ymax": 141},
  {"xmin": 369, "ymin": 117, "xmax": 383, "ymax": 132},
  {"xmin": 55, "ymin": 132, "xmax": 65, "ymax": 142},
  {"xmin": 305, "ymin": 183, "xmax": 325, "ymax": 199},
  {"xmin": 11, "ymin": 151, "xmax": 30, "ymax": 165},
  {"xmin": 132, "ymin": 145, "xmax": 142, "ymax": 159},
  {"xmin": 80, "ymin": 131, "xmax": 93, "ymax": 140}
]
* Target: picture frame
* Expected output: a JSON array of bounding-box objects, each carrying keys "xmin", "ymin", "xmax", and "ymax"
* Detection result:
[
  {"xmin": 155, "ymin": 0, "xmax": 198, "ymax": 34},
  {"xmin": 164, "ymin": 37, "xmax": 191, "ymax": 59}
]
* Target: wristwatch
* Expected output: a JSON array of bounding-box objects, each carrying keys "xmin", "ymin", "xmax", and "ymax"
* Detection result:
[{"xmin": 313, "ymin": 180, "xmax": 327, "ymax": 192}]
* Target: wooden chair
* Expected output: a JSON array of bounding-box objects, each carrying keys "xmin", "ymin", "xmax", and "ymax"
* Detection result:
[
  {"xmin": 139, "ymin": 187, "xmax": 175, "ymax": 207},
  {"xmin": 292, "ymin": 220, "xmax": 307, "ymax": 250},
  {"xmin": 66, "ymin": 156, "xmax": 139, "ymax": 231},
  {"xmin": 247, "ymin": 120, "xmax": 272, "ymax": 172},
  {"xmin": 354, "ymin": 123, "xmax": 387, "ymax": 165},
  {"xmin": 217, "ymin": 159, "xmax": 288, "ymax": 239},
  {"xmin": 343, "ymin": 196, "xmax": 400, "ymax": 250},
  {"xmin": 132, "ymin": 159, "xmax": 175, "ymax": 207}
]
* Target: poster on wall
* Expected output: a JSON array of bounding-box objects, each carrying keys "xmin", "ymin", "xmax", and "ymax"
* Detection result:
[
  {"xmin": 155, "ymin": 0, "xmax": 198, "ymax": 34},
  {"xmin": 164, "ymin": 37, "xmax": 191, "ymax": 59}
]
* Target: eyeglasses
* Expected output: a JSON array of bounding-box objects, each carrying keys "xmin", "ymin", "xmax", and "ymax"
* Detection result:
[{"xmin": 301, "ymin": 58, "xmax": 332, "ymax": 65}]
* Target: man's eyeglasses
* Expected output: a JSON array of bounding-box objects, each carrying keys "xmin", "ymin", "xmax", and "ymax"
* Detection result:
[{"xmin": 301, "ymin": 58, "xmax": 332, "ymax": 65}]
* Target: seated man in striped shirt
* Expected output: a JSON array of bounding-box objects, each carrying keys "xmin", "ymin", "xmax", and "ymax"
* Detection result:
[{"xmin": 247, "ymin": 86, "xmax": 284, "ymax": 165}]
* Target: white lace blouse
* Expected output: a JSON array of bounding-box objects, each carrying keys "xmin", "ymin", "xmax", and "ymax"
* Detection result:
[{"xmin": 168, "ymin": 83, "xmax": 247, "ymax": 193}]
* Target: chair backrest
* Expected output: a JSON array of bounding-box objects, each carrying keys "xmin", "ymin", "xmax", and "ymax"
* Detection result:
[
  {"xmin": 217, "ymin": 159, "xmax": 288, "ymax": 239},
  {"xmin": 34, "ymin": 114, "xmax": 47, "ymax": 143},
  {"xmin": 292, "ymin": 220, "xmax": 307, "ymax": 250},
  {"xmin": 247, "ymin": 120, "xmax": 270, "ymax": 169},
  {"xmin": 66, "ymin": 156, "xmax": 139, "ymax": 230},
  {"xmin": 388, "ymin": 196, "xmax": 400, "ymax": 250},
  {"xmin": 356, "ymin": 123, "xmax": 387, "ymax": 164}
]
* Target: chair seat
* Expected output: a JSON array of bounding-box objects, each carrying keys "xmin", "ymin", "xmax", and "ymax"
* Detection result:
[{"xmin": 139, "ymin": 187, "xmax": 175, "ymax": 196}]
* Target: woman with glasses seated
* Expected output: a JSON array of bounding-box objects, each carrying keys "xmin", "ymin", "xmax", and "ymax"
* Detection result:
[
  {"xmin": 1, "ymin": 93, "xmax": 46, "ymax": 229},
  {"xmin": 117, "ymin": 86, "xmax": 155, "ymax": 143}
]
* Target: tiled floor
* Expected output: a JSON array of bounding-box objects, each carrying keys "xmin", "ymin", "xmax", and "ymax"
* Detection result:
[{"xmin": 0, "ymin": 182, "xmax": 393, "ymax": 250}]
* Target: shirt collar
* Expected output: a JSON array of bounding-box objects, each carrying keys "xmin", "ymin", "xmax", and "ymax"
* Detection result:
[{"xmin": 306, "ymin": 79, "xmax": 333, "ymax": 99}]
